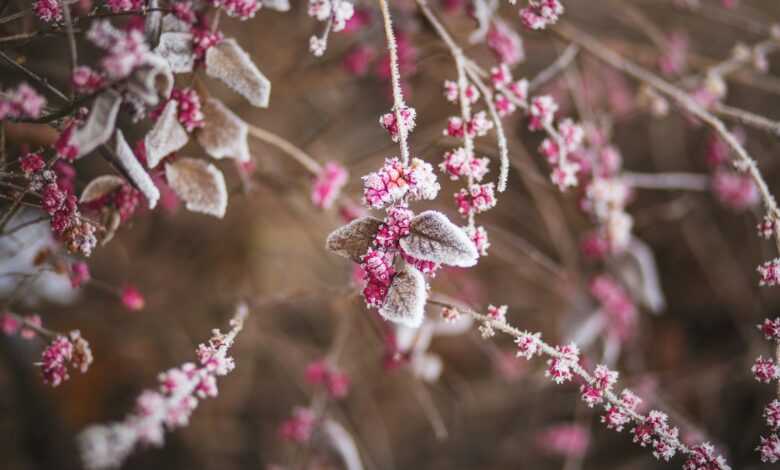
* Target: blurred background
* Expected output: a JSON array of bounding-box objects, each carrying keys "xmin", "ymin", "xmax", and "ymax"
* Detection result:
[{"xmin": 3, "ymin": 0, "xmax": 780, "ymax": 468}]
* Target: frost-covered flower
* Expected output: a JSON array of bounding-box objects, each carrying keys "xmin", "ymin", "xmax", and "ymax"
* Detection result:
[
  {"xmin": 528, "ymin": 95, "xmax": 558, "ymax": 131},
  {"xmin": 20, "ymin": 153, "xmax": 45, "ymax": 175},
  {"xmin": 33, "ymin": 0, "xmax": 62, "ymax": 22},
  {"xmin": 757, "ymin": 434, "xmax": 780, "ymax": 464},
  {"xmin": 210, "ymin": 0, "xmax": 261, "ymax": 19},
  {"xmin": 514, "ymin": 331, "xmax": 541, "ymax": 359},
  {"xmin": 362, "ymin": 157, "xmax": 438, "ymax": 209},
  {"xmin": 520, "ymin": 0, "xmax": 564, "ymax": 30},
  {"xmin": 758, "ymin": 258, "xmax": 780, "ymax": 286},
  {"xmin": 712, "ymin": 169, "xmax": 759, "ymax": 211},
  {"xmin": 0, "ymin": 83, "xmax": 46, "ymax": 120},
  {"xmin": 170, "ymin": 88, "xmax": 205, "ymax": 132},
  {"xmin": 379, "ymin": 107, "xmax": 416, "ymax": 143},
  {"xmin": 546, "ymin": 343, "xmax": 579, "ymax": 384},
  {"xmin": 466, "ymin": 225, "xmax": 490, "ymax": 256},
  {"xmin": 490, "ymin": 63, "xmax": 512, "ymax": 88},
  {"xmin": 682, "ymin": 442, "xmax": 731, "ymax": 470},
  {"xmin": 72, "ymin": 66, "xmax": 105, "ymax": 94},
  {"xmin": 105, "ymin": 0, "xmax": 143, "ymax": 13},
  {"xmin": 487, "ymin": 20, "xmax": 524, "ymax": 66},
  {"xmin": 312, "ymin": 162, "xmax": 348, "ymax": 209},
  {"xmin": 40, "ymin": 336, "xmax": 74, "ymax": 387},
  {"xmin": 759, "ymin": 318, "xmax": 780, "ymax": 343},
  {"xmin": 87, "ymin": 21, "xmax": 150, "ymax": 79},
  {"xmin": 758, "ymin": 215, "xmax": 776, "ymax": 240},
  {"xmin": 454, "ymin": 183, "xmax": 496, "ymax": 216},
  {"xmin": 279, "ymin": 407, "xmax": 316, "ymax": 443},
  {"xmin": 764, "ymin": 400, "xmax": 780, "ymax": 431}
]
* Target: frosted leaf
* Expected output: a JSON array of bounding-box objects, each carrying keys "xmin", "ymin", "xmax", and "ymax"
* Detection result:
[
  {"xmin": 325, "ymin": 216, "xmax": 383, "ymax": 262},
  {"xmin": 144, "ymin": 0, "xmax": 162, "ymax": 46},
  {"xmin": 115, "ymin": 130, "xmax": 159, "ymax": 209},
  {"xmin": 161, "ymin": 13, "xmax": 191, "ymax": 33},
  {"xmin": 400, "ymin": 211, "xmax": 478, "ymax": 267},
  {"xmin": 205, "ymin": 38, "xmax": 271, "ymax": 108},
  {"xmin": 80, "ymin": 175, "xmax": 126, "ymax": 204},
  {"xmin": 165, "ymin": 158, "xmax": 228, "ymax": 218},
  {"xmin": 618, "ymin": 237, "xmax": 666, "ymax": 314},
  {"xmin": 155, "ymin": 32, "xmax": 194, "ymax": 73},
  {"xmin": 125, "ymin": 53, "xmax": 173, "ymax": 107},
  {"xmin": 322, "ymin": 420, "xmax": 364, "ymax": 470},
  {"xmin": 262, "ymin": 0, "xmax": 290, "ymax": 11},
  {"xmin": 379, "ymin": 264, "xmax": 427, "ymax": 328},
  {"xmin": 196, "ymin": 98, "xmax": 250, "ymax": 163},
  {"xmin": 145, "ymin": 100, "xmax": 189, "ymax": 168},
  {"xmin": 72, "ymin": 89, "xmax": 122, "ymax": 158}
]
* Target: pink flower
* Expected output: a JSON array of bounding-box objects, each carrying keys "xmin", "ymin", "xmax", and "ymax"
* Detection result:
[
  {"xmin": 374, "ymin": 205, "xmax": 412, "ymax": 248},
  {"xmin": 379, "ymin": 106, "xmax": 416, "ymax": 143},
  {"xmin": 454, "ymin": 183, "xmax": 496, "ymax": 216},
  {"xmin": 580, "ymin": 230, "xmax": 610, "ymax": 260},
  {"xmin": 759, "ymin": 318, "xmax": 780, "ymax": 343},
  {"xmin": 546, "ymin": 343, "xmax": 579, "ymax": 384},
  {"xmin": 211, "ymin": 0, "xmax": 260, "ymax": 19},
  {"xmin": 602, "ymin": 389, "xmax": 641, "ymax": 432},
  {"xmin": 487, "ymin": 21, "xmax": 524, "ymax": 66},
  {"xmin": 514, "ymin": 331, "xmax": 541, "ymax": 359},
  {"xmin": 581, "ymin": 364, "xmax": 618, "ymax": 407},
  {"xmin": 20, "ymin": 153, "xmax": 45, "ymax": 175},
  {"xmin": 494, "ymin": 93, "xmax": 516, "ymax": 117},
  {"xmin": 758, "ymin": 258, "xmax": 780, "ymax": 286},
  {"xmin": 528, "ymin": 95, "xmax": 558, "ymax": 131},
  {"xmin": 520, "ymin": 0, "xmax": 564, "ymax": 30},
  {"xmin": 172, "ymin": 1, "xmax": 197, "ymax": 23},
  {"xmin": 55, "ymin": 125, "xmax": 79, "ymax": 161},
  {"xmin": 312, "ymin": 162, "xmax": 348, "ymax": 209},
  {"xmin": 70, "ymin": 262, "xmax": 91, "ymax": 288},
  {"xmin": 279, "ymin": 407, "xmax": 316, "ymax": 443},
  {"xmin": 683, "ymin": 442, "xmax": 730, "ymax": 470},
  {"xmin": 87, "ymin": 21, "xmax": 150, "ymax": 79},
  {"xmin": 758, "ymin": 215, "xmax": 776, "ymax": 240},
  {"xmin": 192, "ymin": 26, "xmax": 224, "ymax": 61},
  {"xmin": 487, "ymin": 304, "xmax": 507, "ymax": 322},
  {"xmin": 757, "ymin": 434, "xmax": 780, "ymax": 464},
  {"xmin": 466, "ymin": 225, "xmax": 490, "ymax": 256},
  {"xmin": 121, "ymin": 285, "xmax": 145, "ymax": 311},
  {"xmin": 0, "ymin": 83, "xmax": 46, "ymax": 120},
  {"xmin": 362, "ymin": 157, "xmax": 438, "ymax": 209},
  {"xmin": 342, "ymin": 7, "xmax": 372, "ymax": 33},
  {"xmin": 658, "ymin": 32, "xmax": 689, "ymax": 76},
  {"xmin": 171, "ymin": 88, "xmax": 205, "ymax": 132},
  {"xmin": 712, "ymin": 169, "xmax": 758, "ymax": 211},
  {"xmin": 536, "ymin": 423, "xmax": 590, "ymax": 458},
  {"xmin": 2, "ymin": 313, "xmax": 20, "ymax": 336},
  {"xmin": 439, "ymin": 148, "xmax": 489, "ymax": 181},
  {"xmin": 40, "ymin": 336, "xmax": 74, "ymax": 387},
  {"xmin": 72, "ymin": 66, "xmax": 105, "ymax": 94},
  {"xmin": 752, "ymin": 356, "xmax": 779, "ymax": 383},
  {"xmin": 765, "ymin": 399, "xmax": 780, "ymax": 430},
  {"xmin": 490, "ymin": 63, "xmax": 512, "ymax": 88},
  {"xmin": 33, "ymin": 0, "xmax": 62, "ymax": 22}
]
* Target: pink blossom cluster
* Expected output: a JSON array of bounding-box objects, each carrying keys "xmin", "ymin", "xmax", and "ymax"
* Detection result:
[
  {"xmin": 439, "ymin": 148, "xmax": 489, "ymax": 182},
  {"xmin": 87, "ymin": 20, "xmax": 150, "ymax": 79},
  {"xmin": 307, "ymin": 0, "xmax": 354, "ymax": 55},
  {"xmin": 520, "ymin": 0, "xmax": 564, "ymax": 30},
  {"xmin": 380, "ymin": 107, "xmax": 416, "ymax": 142},
  {"xmin": 279, "ymin": 407, "xmax": 316, "ymax": 443},
  {"xmin": 487, "ymin": 20, "xmax": 525, "ymax": 66},
  {"xmin": 758, "ymin": 258, "xmax": 780, "ymax": 286},
  {"xmin": 121, "ymin": 285, "xmax": 145, "ymax": 311},
  {"xmin": 193, "ymin": 26, "xmax": 224, "ymax": 61},
  {"xmin": 706, "ymin": 129, "xmax": 757, "ymax": 211},
  {"xmin": 70, "ymin": 261, "xmax": 91, "ymax": 288},
  {"xmin": 72, "ymin": 66, "xmax": 106, "ymax": 94},
  {"xmin": 33, "ymin": 0, "xmax": 62, "ymax": 23},
  {"xmin": 362, "ymin": 156, "xmax": 439, "ymax": 209},
  {"xmin": 757, "ymin": 215, "xmax": 776, "ymax": 240},
  {"xmin": 79, "ymin": 309, "xmax": 246, "ymax": 470},
  {"xmin": 581, "ymin": 364, "xmax": 618, "ymax": 407},
  {"xmin": 2, "ymin": 313, "xmax": 42, "ymax": 339},
  {"xmin": 454, "ymin": 183, "xmax": 497, "ymax": 216},
  {"xmin": 39, "ymin": 330, "xmax": 93, "ymax": 387},
  {"xmin": 305, "ymin": 359, "xmax": 351, "ymax": 399},
  {"xmin": 545, "ymin": 343, "xmax": 580, "ymax": 384},
  {"xmin": 169, "ymin": 88, "xmax": 205, "ymax": 132},
  {"xmin": 312, "ymin": 161, "xmax": 349, "ymax": 209},
  {"xmin": 105, "ymin": 0, "xmax": 143, "ymax": 13},
  {"xmin": 0, "ymin": 83, "xmax": 46, "ymax": 120},
  {"xmin": 210, "ymin": 0, "xmax": 261, "ymax": 19},
  {"xmin": 443, "ymin": 112, "xmax": 494, "ymax": 139},
  {"xmin": 82, "ymin": 181, "xmax": 142, "ymax": 223},
  {"xmin": 753, "ymin": 316, "xmax": 780, "ymax": 463}
]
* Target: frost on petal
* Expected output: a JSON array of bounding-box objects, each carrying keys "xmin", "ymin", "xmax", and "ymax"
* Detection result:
[
  {"xmin": 115, "ymin": 130, "xmax": 160, "ymax": 209},
  {"xmin": 205, "ymin": 38, "xmax": 271, "ymax": 108},
  {"xmin": 126, "ymin": 54, "xmax": 174, "ymax": 107},
  {"xmin": 155, "ymin": 32, "xmax": 195, "ymax": 73},
  {"xmin": 325, "ymin": 216, "xmax": 383, "ymax": 262},
  {"xmin": 379, "ymin": 264, "xmax": 427, "ymax": 328},
  {"xmin": 400, "ymin": 211, "xmax": 478, "ymax": 267},
  {"xmin": 165, "ymin": 158, "xmax": 228, "ymax": 218},
  {"xmin": 79, "ymin": 175, "xmax": 126, "ymax": 204},
  {"xmin": 145, "ymin": 100, "xmax": 189, "ymax": 168},
  {"xmin": 72, "ymin": 90, "xmax": 122, "ymax": 158},
  {"xmin": 196, "ymin": 98, "xmax": 251, "ymax": 162},
  {"xmin": 322, "ymin": 420, "xmax": 365, "ymax": 470}
]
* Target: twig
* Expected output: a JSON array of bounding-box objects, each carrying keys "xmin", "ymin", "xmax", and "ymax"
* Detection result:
[
  {"xmin": 0, "ymin": 49, "xmax": 70, "ymax": 104},
  {"xmin": 529, "ymin": 43, "xmax": 580, "ymax": 92},
  {"xmin": 60, "ymin": 0, "xmax": 79, "ymax": 99},
  {"xmin": 622, "ymin": 172, "xmax": 710, "ymax": 192},
  {"xmin": 712, "ymin": 102, "xmax": 780, "ymax": 137},
  {"xmin": 247, "ymin": 125, "xmax": 322, "ymax": 175}
]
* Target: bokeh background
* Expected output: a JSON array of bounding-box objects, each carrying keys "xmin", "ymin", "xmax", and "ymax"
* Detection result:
[{"xmin": 3, "ymin": 0, "xmax": 780, "ymax": 468}]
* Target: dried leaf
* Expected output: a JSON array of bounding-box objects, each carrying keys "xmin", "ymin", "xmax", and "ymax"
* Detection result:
[
  {"xmin": 379, "ymin": 264, "xmax": 427, "ymax": 328},
  {"xmin": 155, "ymin": 32, "xmax": 194, "ymax": 73},
  {"xmin": 400, "ymin": 211, "xmax": 478, "ymax": 267},
  {"xmin": 126, "ymin": 54, "xmax": 173, "ymax": 107},
  {"xmin": 79, "ymin": 175, "xmax": 126, "ymax": 204},
  {"xmin": 72, "ymin": 90, "xmax": 122, "ymax": 158},
  {"xmin": 205, "ymin": 38, "xmax": 271, "ymax": 108},
  {"xmin": 115, "ymin": 130, "xmax": 160, "ymax": 209},
  {"xmin": 145, "ymin": 100, "xmax": 189, "ymax": 168},
  {"xmin": 196, "ymin": 98, "xmax": 251, "ymax": 163},
  {"xmin": 161, "ymin": 13, "xmax": 191, "ymax": 33},
  {"xmin": 165, "ymin": 158, "xmax": 228, "ymax": 218},
  {"xmin": 325, "ymin": 216, "xmax": 383, "ymax": 262}
]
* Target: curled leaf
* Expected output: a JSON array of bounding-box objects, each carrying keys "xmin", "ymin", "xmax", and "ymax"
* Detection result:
[
  {"xmin": 325, "ymin": 216, "xmax": 383, "ymax": 262},
  {"xmin": 125, "ymin": 54, "xmax": 173, "ymax": 107},
  {"xmin": 205, "ymin": 38, "xmax": 271, "ymax": 108},
  {"xmin": 115, "ymin": 130, "xmax": 160, "ymax": 209},
  {"xmin": 165, "ymin": 158, "xmax": 228, "ymax": 218},
  {"xmin": 79, "ymin": 175, "xmax": 126, "ymax": 204},
  {"xmin": 400, "ymin": 211, "xmax": 478, "ymax": 267},
  {"xmin": 72, "ymin": 89, "xmax": 122, "ymax": 158},
  {"xmin": 155, "ymin": 32, "xmax": 195, "ymax": 73},
  {"xmin": 145, "ymin": 100, "xmax": 189, "ymax": 168},
  {"xmin": 196, "ymin": 98, "xmax": 251, "ymax": 162},
  {"xmin": 379, "ymin": 264, "xmax": 427, "ymax": 328}
]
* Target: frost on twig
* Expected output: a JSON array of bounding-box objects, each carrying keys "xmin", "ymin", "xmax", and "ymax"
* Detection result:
[
  {"xmin": 379, "ymin": 263, "xmax": 427, "ymax": 328},
  {"xmin": 71, "ymin": 90, "xmax": 122, "ymax": 158},
  {"xmin": 165, "ymin": 158, "xmax": 228, "ymax": 218},
  {"xmin": 115, "ymin": 130, "xmax": 160, "ymax": 209},
  {"xmin": 205, "ymin": 38, "xmax": 271, "ymax": 108},
  {"xmin": 144, "ymin": 100, "xmax": 189, "ymax": 168},
  {"xmin": 325, "ymin": 216, "xmax": 383, "ymax": 262},
  {"xmin": 400, "ymin": 210, "xmax": 478, "ymax": 267},
  {"xmin": 196, "ymin": 97, "xmax": 251, "ymax": 163}
]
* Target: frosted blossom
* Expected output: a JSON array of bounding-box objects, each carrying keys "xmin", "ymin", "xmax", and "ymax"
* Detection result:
[
  {"xmin": 753, "ymin": 356, "xmax": 779, "ymax": 383},
  {"xmin": 210, "ymin": 0, "xmax": 261, "ymax": 19},
  {"xmin": 20, "ymin": 153, "xmax": 45, "ymax": 175},
  {"xmin": 765, "ymin": 399, "xmax": 780, "ymax": 430},
  {"xmin": 581, "ymin": 364, "xmax": 618, "ymax": 407},
  {"xmin": 494, "ymin": 93, "xmax": 516, "ymax": 117},
  {"xmin": 33, "ymin": 0, "xmax": 62, "ymax": 22},
  {"xmin": 712, "ymin": 169, "xmax": 759, "ymax": 211},
  {"xmin": 550, "ymin": 160, "xmax": 581, "ymax": 190},
  {"xmin": 279, "ymin": 407, "xmax": 316, "ymax": 442},
  {"xmin": 121, "ymin": 285, "xmax": 145, "ymax": 311},
  {"xmin": 758, "ymin": 258, "xmax": 780, "ymax": 286},
  {"xmin": 454, "ymin": 183, "xmax": 497, "ymax": 216},
  {"xmin": 514, "ymin": 331, "xmax": 541, "ymax": 359},
  {"xmin": 440, "ymin": 148, "xmax": 489, "ymax": 181},
  {"xmin": 758, "ymin": 215, "xmax": 777, "ymax": 240},
  {"xmin": 72, "ymin": 66, "xmax": 105, "ymax": 94},
  {"xmin": 87, "ymin": 21, "xmax": 150, "ymax": 79},
  {"xmin": 309, "ymin": 36, "xmax": 326, "ymax": 56},
  {"xmin": 509, "ymin": 79, "xmax": 529, "ymax": 102},
  {"xmin": 759, "ymin": 317, "xmax": 780, "ymax": 343},
  {"xmin": 408, "ymin": 158, "xmax": 440, "ymax": 201},
  {"xmin": 39, "ymin": 336, "xmax": 74, "ymax": 386},
  {"xmin": 487, "ymin": 304, "xmax": 507, "ymax": 323},
  {"xmin": 546, "ymin": 343, "xmax": 579, "ymax": 384},
  {"xmin": 379, "ymin": 107, "xmax": 416, "ymax": 142},
  {"xmin": 490, "ymin": 63, "xmax": 512, "ymax": 88},
  {"xmin": 465, "ymin": 225, "xmax": 490, "ymax": 256},
  {"xmin": 528, "ymin": 95, "xmax": 558, "ymax": 130},
  {"xmin": 312, "ymin": 162, "xmax": 349, "ymax": 209},
  {"xmin": 487, "ymin": 20, "xmax": 524, "ymax": 66},
  {"xmin": 758, "ymin": 434, "xmax": 780, "ymax": 464},
  {"xmin": 105, "ymin": 0, "xmax": 143, "ymax": 13},
  {"xmin": 520, "ymin": 0, "xmax": 564, "ymax": 30},
  {"xmin": 683, "ymin": 443, "xmax": 731, "ymax": 470},
  {"xmin": 0, "ymin": 83, "xmax": 46, "ymax": 120},
  {"xmin": 168, "ymin": 88, "xmax": 204, "ymax": 132}
]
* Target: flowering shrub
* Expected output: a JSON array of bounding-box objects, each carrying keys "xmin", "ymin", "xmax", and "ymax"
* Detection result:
[{"xmin": 2, "ymin": 0, "xmax": 780, "ymax": 469}]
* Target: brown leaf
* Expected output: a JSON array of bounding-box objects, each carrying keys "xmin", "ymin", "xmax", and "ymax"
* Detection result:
[
  {"xmin": 379, "ymin": 264, "xmax": 427, "ymax": 328},
  {"xmin": 145, "ymin": 100, "xmax": 189, "ymax": 168},
  {"xmin": 79, "ymin": 175, "xmax": 126, "ymax": 204},
  {"xmin": 165, "ymin": 158, "xmax": 228, "ymax": 218},
  {"xmin": 205, "ymin": 38, "xmax": 271, "ymax": 108},
  {"xmin": 399, "ymin": 211, "xmax": 478, "ymax": 267},
  {"xmin": 154, "ymin": 32, "xmax": 194, "ymax": 73},
  {"xmin": 325, "ymin": 216, "xmax": 383, "ymax": 262}
]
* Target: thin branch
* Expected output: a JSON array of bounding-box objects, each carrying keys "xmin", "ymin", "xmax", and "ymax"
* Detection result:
[
  {"xmin": 0, "ymin": 49, "xmax": 70, "ymax": 104},
  {"xmin": 247, "ymin": 125, "xmax": 322, "ymax": 175},
  {"xmin": 622, "ymin": 172, "xmax": 710, "ymax": 192},
  {"xmin": 712, "ymin": 101, "xmax": 780, "ymax": 137},
  {"xmin": 529, "ymin": 43, "xmax": 580, "ymax": 92}
]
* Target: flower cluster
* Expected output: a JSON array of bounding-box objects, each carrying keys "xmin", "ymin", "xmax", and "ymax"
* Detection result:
[
  {"xmin": 279, "ymin": 407, "xmax": 316, "ymax": 443},
  {"xmin": 105, "ymin": 0, "xmax": 143, "ymax": 13},
  {"xmin": 545, "ymin": 343, "xmax": 580, "ymax": 384},
  {"xmin": 0, "ymin": 83, "xmax": 46, "ymax": 120},
  {"xmin": 167, "ymin": 88, "xmax": 205, "ymax": 132},
  {"xmin": 752, "ymin": 316, "xmax": 780, "ymax": 463},
  {"xmin": 79, "ymin": 307, "xmax": 247, "ymax": 470},
  {"xmin": 307, "ymin": 0, "xmax": 355, "ymax": 56},
  {"xmin": 305, "ymin": 359, "xmax": 351, "ymax": 399},
  {"xmin": 519, "ymin": 0, "xmax": 564, "ymax": 30},
  {"xmin": 87, "ymin": 20, "xmax": 151, "ymax": 80},
  {"xmin": 210, "ymin": 0, "xmax": 261, "ymax": 19},
  {"xmin": 39, "ymin": 331, "xmax": 94, "ymax": 387},
  {"xmin": 32, "ymin": 0, "xmax": 62, "ymax": 23},
  {"xmin": 362, "ymin": 156, "xmax": 439, "ymax": 210},
  {"xmin": 72, "ymin": 66, "xmax": 106, "ymax": 94}
]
